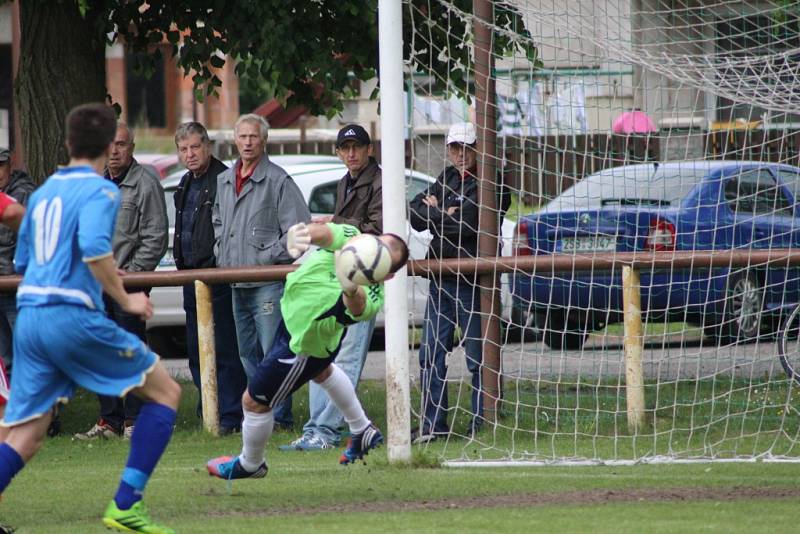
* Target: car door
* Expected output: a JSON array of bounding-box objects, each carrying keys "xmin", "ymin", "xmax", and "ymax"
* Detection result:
[
  {"xmin": 724, "ymin": 167, "xmax": 799, "ymax": 308},
  {"xmin": 723, "ymin": 167, "xmax": 795, "ymax": 249}
]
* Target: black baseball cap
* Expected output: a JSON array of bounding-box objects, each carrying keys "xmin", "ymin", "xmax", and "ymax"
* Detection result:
[
  {"xmin": 0, "ymin": 148, "xmax": 10, "ymax": 163},
  {"xmin": 336, "ymin": 124, "xmax": 371, "ymax": 148}
]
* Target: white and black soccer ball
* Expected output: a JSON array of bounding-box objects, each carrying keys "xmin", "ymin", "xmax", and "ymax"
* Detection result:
[{"xmin": 335, "ymin": 234, "xmax": 392, "ymax": 285}]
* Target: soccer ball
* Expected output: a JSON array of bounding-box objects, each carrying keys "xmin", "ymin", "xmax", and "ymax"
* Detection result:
[{"xmin": 335, "ymin": 234, "xmax": 392, "ymax": 285}]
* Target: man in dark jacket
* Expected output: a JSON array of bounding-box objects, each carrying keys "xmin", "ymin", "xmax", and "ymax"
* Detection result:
[
  {"xmin": 281, "ymin": 124, "xmax": 383, "ymax": 451},
  {"xmin": 0, "ymin": 148, "xmax": 35, "ymax": 375},
  {"xmin": 408, "ymin": 122, "xmax": 510, "ymax": 443},
  {"xmin": 173, "ymin": 121, "xmax": 247, "ymax": 434}
]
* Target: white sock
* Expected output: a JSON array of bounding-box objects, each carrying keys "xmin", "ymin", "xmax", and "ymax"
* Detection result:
[
  {"xmin": 318, "ymin": 364, "xmax": 370, "ymax": 434},
  {"xmin": 239, "ymin": 408, "xmax": 273, "ymax": 472}
]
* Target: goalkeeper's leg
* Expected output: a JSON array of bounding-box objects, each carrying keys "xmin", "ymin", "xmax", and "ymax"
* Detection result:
[{"xmin": 312, "ymin": 363, "xmax": 383, "ymax": 464}]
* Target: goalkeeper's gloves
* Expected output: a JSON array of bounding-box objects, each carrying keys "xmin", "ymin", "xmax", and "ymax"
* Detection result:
[
  {"xmin": 334, "ymin": 250, "xmax": 360, "ymax": 297},
  {"xmin": 286, "ymin": 222, "xmax": 311, "ymax": 258}
]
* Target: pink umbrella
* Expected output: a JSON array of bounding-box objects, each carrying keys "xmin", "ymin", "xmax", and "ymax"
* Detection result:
[{"xmin": 612, "ymin": 110, "xmax": 658, "ymax": 134}]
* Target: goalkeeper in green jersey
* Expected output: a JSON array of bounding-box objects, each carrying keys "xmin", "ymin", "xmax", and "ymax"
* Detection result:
[{"xmin": 207, "ymin": 222, "xmax": 409, "ymax": 478}]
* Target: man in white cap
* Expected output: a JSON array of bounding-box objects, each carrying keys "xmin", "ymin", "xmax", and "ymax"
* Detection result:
[{"xmin": 408, "ymin": 122, "xmax": 510, "ymax": 443}]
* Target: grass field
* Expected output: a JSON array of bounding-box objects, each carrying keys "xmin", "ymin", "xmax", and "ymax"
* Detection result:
[{"xmin": 2, "ymin": 380, "xmax": 800, "ymax": 533}]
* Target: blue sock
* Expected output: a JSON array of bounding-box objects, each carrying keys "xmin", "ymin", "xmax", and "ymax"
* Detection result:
[
  {"xmin": 0, "ymin": 443, "xmax": 24, "ymax": 493},
  {"xmin": 114, "ymin": 402, "xmax": 176, "ymax": 510}
]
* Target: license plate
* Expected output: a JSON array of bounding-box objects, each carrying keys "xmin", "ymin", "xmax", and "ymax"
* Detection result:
[{"xmin": 559, "ymin": 236, "xmax": 616, "ymax": 252}]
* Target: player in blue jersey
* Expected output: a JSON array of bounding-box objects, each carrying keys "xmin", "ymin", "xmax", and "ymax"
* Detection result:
[{"xmin": 0, "ymin": 103, "xmax": 181, "ymax": 534}]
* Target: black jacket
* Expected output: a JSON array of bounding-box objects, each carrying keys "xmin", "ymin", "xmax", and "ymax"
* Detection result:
[
  {"xmin": 332, "ymin": 158, "xmax": 383, "ymax": 235},
  {"xmin": 173, "ymin": 157, "xmax": 227, "ymax": 269},
  {"xmin": 409, "ymin": 166, "xmax": 510, "ymax": 260}
]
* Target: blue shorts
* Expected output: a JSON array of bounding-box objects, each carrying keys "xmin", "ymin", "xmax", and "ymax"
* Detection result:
[
  {"xmin": 249, "ymin": 321, "xmax": 335, "ymax": 408},
  {"xmin": 2, "ymin": 304, "xmax": 158, "ymax": 426}
]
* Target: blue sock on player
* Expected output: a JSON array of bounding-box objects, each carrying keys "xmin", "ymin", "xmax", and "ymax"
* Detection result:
[
  {"xmin": 0, "ymin": 443, "xmax": 24, "ymax": 492},
  {"xmin": 114, "ymin": 402, "xmax": 176, "ymax": 510}
]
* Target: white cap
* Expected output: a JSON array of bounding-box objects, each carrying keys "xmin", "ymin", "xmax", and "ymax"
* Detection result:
[{"xmin": 446, "ymin": 122, "xmax": 476, "ymax": 145}]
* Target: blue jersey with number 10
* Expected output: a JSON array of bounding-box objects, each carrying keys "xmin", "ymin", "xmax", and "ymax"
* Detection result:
[{"xmin": 14, "ymin": 165, "xmax": 120, "ymax": 311}]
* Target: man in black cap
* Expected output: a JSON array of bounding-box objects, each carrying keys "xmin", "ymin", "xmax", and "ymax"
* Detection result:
[
  {"xmin": 280, "ymin": 123, "xmax": 383, "ymax": 451},
  {"xmin": 0, "ymin": 148, "xmax": 35, "ymax": 378}
]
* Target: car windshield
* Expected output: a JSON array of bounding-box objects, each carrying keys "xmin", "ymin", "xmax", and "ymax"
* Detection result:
[{"xmin": 544, "ymin": 165, "xmax": 710, "ymax": 211}]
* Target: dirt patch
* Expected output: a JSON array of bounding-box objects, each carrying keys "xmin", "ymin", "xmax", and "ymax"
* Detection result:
[{"xmin": 207, "ymin": 486, "xmax": 800, "ymax": 517}]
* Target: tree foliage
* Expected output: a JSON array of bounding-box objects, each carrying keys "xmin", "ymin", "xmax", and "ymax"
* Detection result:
[{"xmin": 16, "ymin": 0, "xmax": 537, "ymax": 176}]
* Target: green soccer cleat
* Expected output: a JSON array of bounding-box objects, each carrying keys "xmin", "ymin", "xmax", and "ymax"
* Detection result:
[{"xmin": 102, "ymin": 500, "xmax": 175, "ymax": 534}]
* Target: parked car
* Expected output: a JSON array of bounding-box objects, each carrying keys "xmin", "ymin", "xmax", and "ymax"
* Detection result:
[
  {"xmin": 511, "ymin": 160, "xmax": 800, "ymax": 350},
  {"xmin": 135, "ymin": 153, "xmax": 184, "ymax": 179}
]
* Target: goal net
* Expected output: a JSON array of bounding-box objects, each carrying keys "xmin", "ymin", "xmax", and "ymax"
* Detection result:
[{"xmin": 399, "ymin": 0, "xmax": 800, "ymax": 465}]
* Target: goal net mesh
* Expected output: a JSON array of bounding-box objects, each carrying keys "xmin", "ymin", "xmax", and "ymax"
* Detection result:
[{"xmin": 400, "ymin": 0, "xmax": 800, "ymax": 464}]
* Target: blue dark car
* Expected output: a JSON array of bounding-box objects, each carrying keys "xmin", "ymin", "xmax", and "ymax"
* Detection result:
[{"xmin": 511, "ymin": 160, "xmax": 800, "ymax": 349}]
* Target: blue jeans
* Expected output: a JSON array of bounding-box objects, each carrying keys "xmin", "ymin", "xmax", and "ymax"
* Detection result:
[
  {"xmin": 418, "ymin": 277, "xmax": 483, "ymax": 434},
  {"xmin": 231, "ymin": 282, "xmax": 292, "ymax": 426},
  {"xmin": 184, "ymin": 283, "xmax": 248, "ymax": 429},
  {"xmin": 302, "ymin": 317, "xmax": 376, "ymax": 443},
  {"xmin": 0, "ymin": 293, "xmax": 17, "ymax": 374}
]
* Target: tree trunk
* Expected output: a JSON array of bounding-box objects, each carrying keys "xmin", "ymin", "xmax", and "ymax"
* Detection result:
[{"xmin": 15, "ymin": 1, "xmax": 107, "ymax": 183}]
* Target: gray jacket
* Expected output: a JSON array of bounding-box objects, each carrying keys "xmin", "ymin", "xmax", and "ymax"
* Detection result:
[
  {"xmin": 112, "ymin": 159, "xmax": 168, "ymax": 272},
  {"xmin": 213, "ymin": 155, "xmax": 310, "ymax": 287},
  {"xmin": 0, "ymin": 170, "xmax": 35, "ymax": 275}
]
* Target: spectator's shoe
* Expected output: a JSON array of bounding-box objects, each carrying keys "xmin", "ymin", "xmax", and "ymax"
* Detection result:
[
  {"xmin": 73, "ymin": 419, "xmax": 120, "ymax": 440},
  {"xmin": 102, "ymin": 500, "xmax": 175, "ymax": 534},
  {"xmin": 410, "ymin": 427, "xmax": 439, "ymax": 444},
  {"xmin": 339, "ymin": 424, "xmax": 383, "ymax": 465},
  {"xmin": 279, "ymin": 432, "xmax": 335, "ymax": 451},
  {"xmin": 46, "ymin": 405, "xmax": 62, "ymax": 437},
  {"xmin": 206, "ymin": 455, "xmax": 268, "ymax": 480}
]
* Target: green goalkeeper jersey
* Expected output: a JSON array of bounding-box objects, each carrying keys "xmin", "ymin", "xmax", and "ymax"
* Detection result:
[{"xmin": 281, "ymin": 223, "xmax": 384, "ymax": 358}]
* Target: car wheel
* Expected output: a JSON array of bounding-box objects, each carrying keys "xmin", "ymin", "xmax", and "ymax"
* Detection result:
[
  {"xmin": 506, "ymin": 305, "xmax": 542, "ymax": 343},
  {"xmin": 542, "ymin": 310, "xmax": 586, "ymax": 350},
  {"xmin": 709, "ymin": 271, "xmax": 763, "ymax": 345}
]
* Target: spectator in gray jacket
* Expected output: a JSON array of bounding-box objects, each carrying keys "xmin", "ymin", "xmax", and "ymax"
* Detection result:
[
  {"xmin": 213, "ymin": 114, "xmax": 310, "ymax": 429},
  {"xmin": 74, "ymin": 122, "xmax": 169, "ymax": 441},
  {"xmin": 0, "ymin": 148, "xmax": 35, "ymax": 376}
]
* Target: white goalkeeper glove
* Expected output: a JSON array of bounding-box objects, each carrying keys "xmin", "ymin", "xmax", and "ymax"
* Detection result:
[
  {"xmin": 334, "ymin": 250, "xmax": 360, "ymax": 297},
  {"xmin": 286, "ymin": 222, "xmax": 311, "ymax": 259}
]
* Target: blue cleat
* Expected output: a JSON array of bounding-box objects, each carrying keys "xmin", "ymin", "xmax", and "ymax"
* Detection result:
[
  {"xmin": 207, "ymin": 455, "xmax": 268, "ymax": 480},
  {"xmin": 339, "ymin": 424, "xmax": 383, "ymax": 465}
]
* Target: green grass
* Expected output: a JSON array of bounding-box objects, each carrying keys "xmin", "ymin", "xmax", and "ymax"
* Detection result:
[{"xmin": 3, "ymin": 380, "xmax": 800, "ymax": 532}]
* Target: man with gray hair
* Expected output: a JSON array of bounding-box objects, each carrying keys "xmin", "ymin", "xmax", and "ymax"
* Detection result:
[
  {"xmin": 213, "ymin": 114, "xmax": 310, "ymax": 429},
  {"xmin": 74, "ymin": 121, "xmax": 169, "ymax": 441},
  {"xmin": 174, "ymin": 121, "xmax": 247, "ymax": 435}
]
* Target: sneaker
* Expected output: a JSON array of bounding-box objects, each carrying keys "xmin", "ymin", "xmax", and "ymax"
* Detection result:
[
  {"xmin": 279, "ymin": 432, "xmax": 335, "ymax": 451},
  {"xmin": 123, "ymin": 424, "xmax": 135, "ymax": 441},
  {"xmin": 73, "ymin": 419, "xmax": 120, "ymax": 440},
  {"xmin": 339, "ymin": 424, "xmax": 383, "ymax": 465},
  {"xmin": 206, "ymin": 455, "xmax": 268, "ymax": 480},
  {"xmin": 0, "ymin": 522, "xmax": 14, "ymax": 534},
  {"xmin": 102, "ymin": 499, "xmax": 174, "ymax": 534}
]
